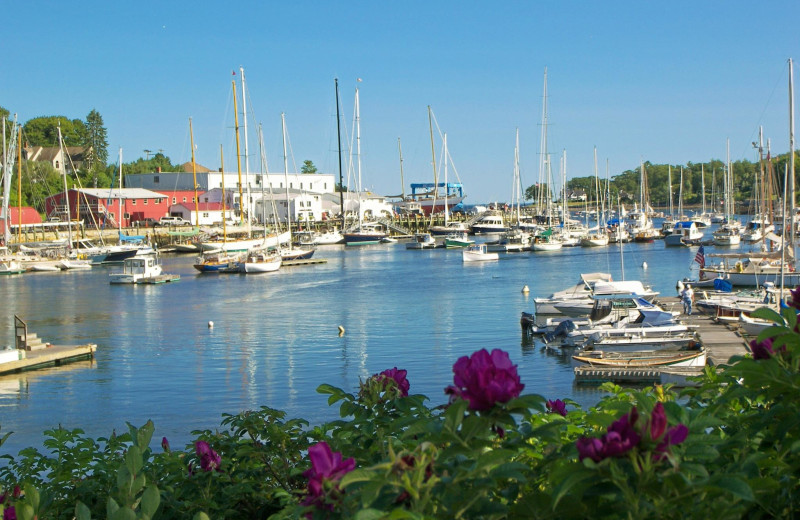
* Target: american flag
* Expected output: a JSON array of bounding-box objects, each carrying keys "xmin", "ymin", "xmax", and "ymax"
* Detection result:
[{"xmin": 694, "ymin": 245, "xmax": 705, "ymax": 268}]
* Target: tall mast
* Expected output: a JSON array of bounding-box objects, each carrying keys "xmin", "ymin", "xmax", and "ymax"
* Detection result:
[
  {"xmin": 282, "ymin": 112, "xmax": 291, "ymax": 237},
  {"xmin": 427, "ymin": 105, "xmax": 437, "ymax": 226},
  {"xmin": 537, "ymin": 68, "xmax": 549, "ymax": 217},
  {"xmin": 515, "ymin": 129, "xmax": 521, "ymax": 225},
  {"xmin": 57, "ymin": 125, "xmax": 73, "ymax": 249},
  {"xmin": 189, "ymin": 117, "xmax": 199, "ymax": 227},
  {"xmin": 726, "ymin": 139, "xmax": 732, "ymax": 221},
  {"xmin": 398, "ymin": 138, "xmax": 405, "ymax": 200},
  {"xmin": 443, "ymin": 133, "xmax": 449, "ymax": 226},
  {"xmin": 240, "ymin": 67, "xmax": 252, "ymax": 233},
  {"xmin": 355, "ymin": 86, "xmax": 362, "ymax": 227},
  {"xmin": 668, "ymin": 165, "xmax": 673, "ymax": 217},
  {"xmin": 232, "ymin": 80, "xmax": 245, "ymax": 226},
  {"xmin": 220, "ymin": 144, "xmax": 227, "ymax": 244},
  {"xmin": 789, "ymin": 58, "xmax": 796, "ymax": 250},
  {"xmin": 701, "ymin": 164, "xmax": 706, "ymax": 215},
  {"xmin": 16, "ymin": 126, "xmax": 22, "ymax": 244},
  {"xmin": 335, "ymin": 78, "xmax": 344, "ymax": 230}
]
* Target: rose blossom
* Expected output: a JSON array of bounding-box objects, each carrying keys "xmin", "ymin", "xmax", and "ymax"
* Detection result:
[
  {"xmin": 546, "ymin": 399, "xmax": 568, "ymax": 417},
  {"xmin": 195, "ymin": 441, "xmax": 221, "ymax": 472},
  {"xmin": 445, "ymin": 349, "xmax": 525, "ymax": 411},
  {"xmin": 750, "ymin": 337, "xmax": 775, "ymax": 360},
  {"xmin": 376, "ymin": 367, "xmax": 410, "ymax": 397},
  {"xmin": 302, "ymin": 441, "xmax": 356, "ymax": 511}
]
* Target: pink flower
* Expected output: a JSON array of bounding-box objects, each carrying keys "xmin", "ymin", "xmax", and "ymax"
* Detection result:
[
  {"xmin": 161, "ymin": 437, "xmax": 170, "ymax": 452},
  {"xmin": 377, "ymin": 367, "xmax": 410, "ymax": 397},
  {"xmin": 576, "ymin": 408, "xmax": 641, "ymax": 461},
  {"xmin": 750, "ymin": 337, "xmax": 775, "ymax": 360},
  {"xmin": 302, "ymin": 441, "xmax": 356, "ymax": 511},
  {"xmin": 648, "ymin": 402, "xmax": 667, "ymax": 440},
  {"xmin": 445, "ymin": 349, "xmax": 525, "ymax": 411},
  {"xmin": 195, "ymin": 441, "xmax": 221, "ymax": 472},
  {"xmin": 3, "ymin": 505, "xmax": 16, "ymax": 520},
  {"xmin": 654, "ymin": 424, "xmax": 689, "ymax": 461},
  {"xmin": 546, "ymin": 399, "xmax": 568, "ymax": 417}
]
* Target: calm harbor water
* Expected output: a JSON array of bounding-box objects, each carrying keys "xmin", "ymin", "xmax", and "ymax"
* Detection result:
[{"xmin": 0, "ymin": 223, "xmax": 763, "ymax": 457}]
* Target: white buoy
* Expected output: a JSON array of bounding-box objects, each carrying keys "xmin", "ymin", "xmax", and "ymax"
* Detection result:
[
  {"xmin": 208, "ymin": 321, "xmax": 214, "ymax": 328},
  {"xmin": 642, "ymin": 262, "xmax": 648, "ymax": 269},
  {"xmin": 522, "ymin": 285, "xmax": 530, "ymax": 293}
]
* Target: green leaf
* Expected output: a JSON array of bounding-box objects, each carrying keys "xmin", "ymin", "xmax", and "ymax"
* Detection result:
[
  {"xmin": 354, "ymin": 509, "xmax": 389, "ymax": 520},
  {"xmin": 192, "ymin": 513, "xmax": 211, "ymax": 520},
  {"xmin": 552, "ymin": 466, "xmax": 595, "ymax": 508},
  {"xmin": 706, "ymin": 475, "xmax": 754, "ymax": 502},
  {"xmin": 340, "ymin": 469, "xmax": 377, "ymax": 488},
  {"xmin": 75, "ymin": 501, "xmax": 92, "ymax": 520},
  {"xmin": 444, "ymin": 399, "xmax": 469, "ymax": 432},
  {"xmin": 16, "ymin": 504, "xmax": 35, "ymax": 520},
  {"xmin": 141, "ymin": 485, "xmax": 160, "ymax": 518},
  {"xmin": 106, "ymin": 497, "xmax": 120, "ymax": 519},
  {"xmin": 111, "ymin": 507, "xmax": 137, "ymax": 520},
  {"xmin": 125, "ymin": 446, "xmax": 143, "ymax": 475}
]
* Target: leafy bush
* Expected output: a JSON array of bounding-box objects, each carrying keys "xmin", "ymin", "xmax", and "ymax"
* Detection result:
[{"xmin": 1, "ymin": 318, "xmax": 799, "ymax": 519}]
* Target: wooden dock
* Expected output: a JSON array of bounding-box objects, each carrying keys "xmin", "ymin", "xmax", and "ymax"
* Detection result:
[
  {"xmin": 282, "ymin": 258, "xmax": 328, "ymax": 267},
  {"xmin": 0, "ymin": 344, "xmax": 97, "ymax": 376},
  {"xmin": 573, "ymin": 297, "xmax": 750, "ymax": 386}
]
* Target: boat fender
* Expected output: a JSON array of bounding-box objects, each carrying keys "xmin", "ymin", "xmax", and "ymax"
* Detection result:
[{"xmin": 735, "ymin": 261, "xmax": 743, "ymax": 273}]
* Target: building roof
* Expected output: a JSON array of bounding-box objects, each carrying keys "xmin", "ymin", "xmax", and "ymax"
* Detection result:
[
  {"xmin": 173, "ymin": 202, "xmax": 225, "ymax": 211},
  {"xmin": 76, "ymin": 188, "xmax": 167, "ymax": 199},
  {"xmin": 179, "ymin": 162, "xmax": 211, "ymax": 173},
  {"xmin": 0, "ymin": 206, "xmax": 42, "ymax": 225}
]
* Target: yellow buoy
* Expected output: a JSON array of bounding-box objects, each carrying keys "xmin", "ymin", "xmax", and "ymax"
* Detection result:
[
  {"xmin": 338, "ymin": 325, "xmax": 345, "ymax": 336},
  {"xmin": 522, "ymin": 285, "xmax": 530, "ymax": 293}
]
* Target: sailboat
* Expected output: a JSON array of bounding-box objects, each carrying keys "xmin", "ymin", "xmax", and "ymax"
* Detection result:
[
  {"xmin": 343, "ymin": 85, "xmax": 387, "ymax": 245},
  {"xmin": 276, "ymin": 114, "xmax": 315, "ymax": 260},
  {"xmin": 625, "ymin": 162, "xmax": 659, "ymax": 242},
  {"xmin": 195, "ymin": 145, "xmax": 244, "ymax": 273},
  {"xmin": 712, "ymin": 140, "xmax": 742, "ymax": 246},
  {"xmin": 581, "ymin": 148, "xmax": 609, "ymax": 247},
  {"xmin": 531, "ymin": 69, "xmax": 562, "ymax": 252},
  {"xmin": 665, "ymin": 167, "xmax": 703, "ymax": 246}
]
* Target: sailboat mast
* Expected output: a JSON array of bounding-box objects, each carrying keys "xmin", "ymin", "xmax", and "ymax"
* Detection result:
[
  {"xmin": 427, "ymin": 105, "xmax": 437, "ymax": 226},
  {"xmin": 282, "ymin": 113, "xmax": 291, "ymax": 236},
  {"xmin": 537, "ymin": 68, "xmax": 549, "ymax": 218},
  {"xmin": 240, "ymin": 67, "xmax": 251, "ymax": 226},
  {"xmin": 232, "ymin": 80, "xmax": 245, "ymax": 225},
  {"xmin": 726, "ymin": 139, "xmax": 732, "ymax": 221},
  {"xmin": 444, "ymin": 133, "xmax": 449, "ymax": 226},
  {"xmin": 189, "ymin": 118, "xmax": 199, "ymax": 227},
  {"xmin": 398, "ymin": 138, "xmax": 405, "ymax": 200},
  {"xmin": 789, "ymin": 57, "xmax": 796, "ymax": 250},
  {"xmin": 335, "ymin": 79, "xmax": 345, "ymax": 230},
  {"xmin": 117, "ymin": 148, "xmax": 123, "ymax": 238},
  {"xmin": 515, "ymin": 129, "xmax": 520, "ymax": 225},
  {"xmin": 220, "ymin": 145, "xmax": 227, "ymax": 243},
  {"xmin": 57, "ymin": 125, "xmax": 73, "ymax": 249},
  {"xmin": 668, "ymin": 166, "xmax": 673, "ymax": 217},
  {"xmin": 16, "ymin": 127, "xmax": 22, "ymax": 244},
  {"xmin": 355, "ymin": 87, "xmax": 363, "ymax": 227},
  {"xmin": 701, "ymin": 164, "xmax": 706, "ymax": 215}
]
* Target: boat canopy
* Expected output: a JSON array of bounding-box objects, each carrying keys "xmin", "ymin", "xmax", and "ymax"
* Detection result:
[{"xmin": 119, "ymin": 233, "xmax": 146, "ymax": 243}]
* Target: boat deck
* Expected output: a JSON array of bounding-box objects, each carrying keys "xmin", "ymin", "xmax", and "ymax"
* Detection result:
[{"xmin": 0, "ymin": 344, "xmax": 97, "ymax": 376}]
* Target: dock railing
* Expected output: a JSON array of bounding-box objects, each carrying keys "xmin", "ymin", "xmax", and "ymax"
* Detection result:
[{"xmin": 14, "ymin": 315, "xmax": 27, "ymax": 350}]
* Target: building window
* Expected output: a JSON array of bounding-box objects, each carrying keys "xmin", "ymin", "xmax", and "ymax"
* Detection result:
[
  {"xmin": 202, "ymin": 212, "xmax": 209, "ymax": 218},
  {"xmin": 172, "ymin": 197, "xmax": 177, "ymax": 204},
  {"xmin": 55, "ymin": 161, "xmax": 60, "ymax": 169},
  {"xmin": 300, "ymin": 183, "xmax": 303, "ymax": 189},
  {"xmin": 132, "ymin": 200, "xmax": 137, "ymax": 205},
  {"xmin": 324, "ymin": 183, "xmax": 327, "ymax": 190},
  {"xmin": 154, "ymin": 176, "xmax": 160, "ymax": 183},
  {"xmin": 143, "ymin": 199, "xmax": 148, "ymax": 205},
  {"xmin": 182, "ymin": 197, "xmax": 187, "ymax": 203}
]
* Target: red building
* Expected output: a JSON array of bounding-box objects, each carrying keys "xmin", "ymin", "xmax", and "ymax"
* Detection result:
[
  {"xmin": 0, "ymin": 207, "xmax": 43, "ymax": 235},
  {"xmin": 45, "ymin": 188, "xmax": 169, "ymax": 228}
]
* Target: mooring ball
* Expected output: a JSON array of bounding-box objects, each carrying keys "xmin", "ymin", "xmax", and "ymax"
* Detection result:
[{"xmin": 208, "ymin": 321, "xmax": 214, "ymax": 328}]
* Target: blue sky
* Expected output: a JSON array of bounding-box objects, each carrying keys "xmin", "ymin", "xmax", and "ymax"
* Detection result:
[{"xmin": 4, "ymin": 1, "xmax": 799, "ymax": 203}]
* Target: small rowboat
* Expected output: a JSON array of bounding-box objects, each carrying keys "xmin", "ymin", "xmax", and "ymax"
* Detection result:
[{"xmin": 571, "ymin": 348, "xmax": 707, "ymax": 368}]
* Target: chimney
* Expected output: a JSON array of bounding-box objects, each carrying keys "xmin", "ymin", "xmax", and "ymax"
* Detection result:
[{"xmin": 157, "ymin": 166, "xmax": 162, "ymax": 173}]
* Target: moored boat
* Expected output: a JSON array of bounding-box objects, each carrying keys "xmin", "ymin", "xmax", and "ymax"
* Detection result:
[
  {"xmin": 462, "ymin": 243, "xmax": 499, "ymax": 262},
  {"xmin": 571, "ymin": 347, "xmax": 707, "ymax": 368}
]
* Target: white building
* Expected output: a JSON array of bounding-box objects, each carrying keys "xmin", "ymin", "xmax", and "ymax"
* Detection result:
[
  {"xmin": 169, "ymin": 202, "xmax": 235, "ymax": 226},
  {"xmin": 126, "ymin": 169, "xmax": 336, "ymax": 196}
]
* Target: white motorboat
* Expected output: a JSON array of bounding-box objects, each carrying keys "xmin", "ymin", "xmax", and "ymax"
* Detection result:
[
  {"xmin": 550, "ymin": 282, "xmax": 660, "ymax": 317},
  {"xmin": 406, "ymin": 233, "xmax": 437, "ymax": 250},
  {"xmin": 0, "ymin": 259, "xmax": 25, "ymax": 275},
  {"xmin": 470, "ymin": 212, "xmax": 507, "ymax": 234},
  {"xmin": 533, "ymin": 273, "xmax": 614, "ymax": 315},
  {"xmin": 109, "ymin": 255, "xmax": 169, "ymax": 284},
  {"xmin": 664, "ymin": 221, "xmax": 703, "ymax": 246},
  {"xmin": 57, "ymin": 259, "xmax": 92, "ymax": 270},
  {"xmin": 462, "ymin": 244, "xmax": 499, "ymax": 262},
  {"xmin": 486, "ymin": 229, "xmax": 531, "ymax": 252}
]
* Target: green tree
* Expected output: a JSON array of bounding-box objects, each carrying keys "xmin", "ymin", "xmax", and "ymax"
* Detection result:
[
  {"xmin": 301, "ymin": 160, "xmax": 318, "ymax": 174},
  {"xmin": 23, "ymin": 116, "xmax": 87, "ymax": 147},
  {"xmin": 121, "ymin": 152, "xmax": 178, "ymax": 176},
  {"xmin": 0, "ymin": 106, "xmax": 12, "ymax": 138},
  {"xmin": 84, "ymin": 109, "xmax": 109, "ymax": 187}
]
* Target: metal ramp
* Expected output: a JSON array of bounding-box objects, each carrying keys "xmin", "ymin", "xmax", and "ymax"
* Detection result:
[{"xmin": 375, "ymin": 217, "xmax": 411, "ymax": 235}]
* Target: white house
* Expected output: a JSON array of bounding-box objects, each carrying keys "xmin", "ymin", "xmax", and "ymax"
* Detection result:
[
  {"xmin": 342, "ymin": 192, "xmax": 394, "ymax": 220},
  {"xmin": 169, "ymin": 202, "xmax": 235, "ymax": 226},
  {"xmin": 254, "ymin": 192, "xmax": 324, "ymax": 224}
]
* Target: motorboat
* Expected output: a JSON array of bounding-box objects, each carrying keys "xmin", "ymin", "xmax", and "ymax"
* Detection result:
[
  {"xmin": 193, "ymin": 251, "xmax": 243, "ymax": 273},
  {"xmin": 444, "ymin": 231, "xmax": 474, "ymax": 248},
  {"xmin": 533, "ymin": 273, "xmax": 614, "ymax": 315},
  {"xmin": 406, "ymin": 233, "xmax": 437, "ymax": 250},
  {"xmin": 664, "ymin": 221, "xmax": 704, "ymax": 247},
  {"xmin": 486, "ymin": 229, "xmax": 530, "ymax": 252},
  {"xmin": 470, "ymin": 212, "xmax": 507, "ymax": 234},
  {"xmin": 109, "ymin": 255, "xmax": 171, "ymax": 284},
  {"xmin": 549, "ymin": 282, "xmax": 660, "ymax": 318},
  {"xmin": 462, "ymin": 243, "xmax": 499, "ymax": 262}
]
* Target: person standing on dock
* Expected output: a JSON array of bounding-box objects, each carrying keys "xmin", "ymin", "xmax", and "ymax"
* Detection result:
[{"xmin": 681, "ymin": 284, "xmax": 694, "ymax": 315}]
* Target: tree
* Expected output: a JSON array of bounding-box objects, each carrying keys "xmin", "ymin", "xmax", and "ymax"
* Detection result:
[
  {"xmin": 84, "ymin": 109, "xmax": 109, "ymax": 187},
  {"xmin": 23, "ymin": 116, "xmax": 87, "ymax": 147},
  {"xmin": 301, "ymin": 160, "xmax": 318, "ymax": 174}
]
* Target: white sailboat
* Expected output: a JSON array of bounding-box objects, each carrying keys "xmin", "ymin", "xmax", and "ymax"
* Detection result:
[
  {"xmin": 712, "ymin": 140, "xmax": 742, "ymax": 246},
  {"xmin": 343, "ymin": 85, "xmax": 387, "ymax": 245},
  {"xmin": 581, "ymin": 148, "xmax": 609, "ymax": 247},
  {"xmin": 531, "ymin": 69, "xmax": 562, "ymax": 252}
]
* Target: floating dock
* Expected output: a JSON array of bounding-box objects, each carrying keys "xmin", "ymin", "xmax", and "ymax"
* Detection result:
[
  {"xmin": 573, "ymin": 296, "xmax": 750, "ymax": 386},
  {"xmin": 134, "ymin": 274, "xmax": 180, "ymax": 284},
  {"xmin": 0, "ymin": 344, "xmax": 97, "ymax": 376},
  {"xmin": 282, "ymin": 258, "xmax": 328, "ymax": 267}
]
